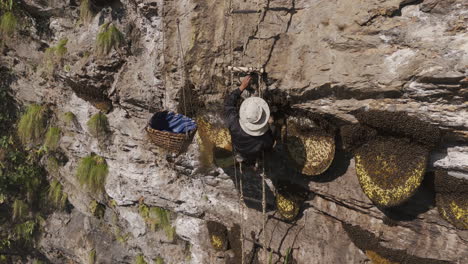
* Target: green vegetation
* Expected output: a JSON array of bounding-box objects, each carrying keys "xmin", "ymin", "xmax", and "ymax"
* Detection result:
[
  {"xmin": 46, "ymin": 156, "xmax": 60, "ymax": 173},
  {"xmin": 43, "ymin": 127, "xmax": 61, "ymax": 151},
  {"xmin": 284, "ymin": 248, "xmax": 291, "ymax": 264},
  {"xmin": 88, "ymin": 249, "xmax": 96, "ymax": 264},
  {"xmin": 89, "ymin": 200, "xmax": 105, "ymax": 219},
  {"xmin": 87, "ymin": 112, "xmax": 110, "ymax": 138},
  {"xmin": 0, "ymin": 11, "xmax": 16, "ymax": 36},
  {"xmin": 63, "ymin": 111, "xmax": 76, "ymax": 125},
  {"xmin": 48, "ymin": 179, "xmax": 67, "ymax": 209},
  {"xmin": 0, "ymin": 0, "xmax": 13, "ymax": 11},
  {"xmin": 0, "ymin": 68, "xmax": 49, "ymax": 260},
  {"xmin": 139, "ymin": 204, "xmax": 175, "ymax": 240},
  {"xmin": 43, "ymin": 38, "xmax": 68, "ymax": 77},
  {"xmin": 76, "ymin": 154, "xmax": 108, "ymax": 194},
  {"xmin": 95, "ymin": 23, "xmax": 124, "ymax": 56},
  {"xmin": 135, "ymin": 254, "xmax": 147, "ymax": 264},
  {"xmin": 17, "ymin": 104, "xmax": 47, "ymax": 146},
  {"xmin": 14, "ymin": 220, "xmax": 36, "ymax": 242},
  {"xmin": 114, "ymin": 227, "xmax": 129, "ymax": 244},
  {"xmin": 80, "ymin": 0, "xmax": 94, "ymax": 24},
  {"xmin": 154, "ymin": 256, "xmax": 164, "ymax": 264},
  {"xmin": 12, "ymin": 199, "xmax": 28, "ymax": 220}
]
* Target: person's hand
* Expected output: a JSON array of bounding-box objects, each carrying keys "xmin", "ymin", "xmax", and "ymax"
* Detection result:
[{"xmin": 239, "ymin": 75, "xmax": 252, "ymax": 92}]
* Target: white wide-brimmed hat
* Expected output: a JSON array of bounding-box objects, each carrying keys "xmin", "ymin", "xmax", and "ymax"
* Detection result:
[{"xmin": 239, "ymin": 97, "xmax": 270, "ymax": 136}]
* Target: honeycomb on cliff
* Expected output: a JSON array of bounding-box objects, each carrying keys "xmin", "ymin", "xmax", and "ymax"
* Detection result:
[
  {"xmin": 207, "ymin": 221, "xmax": 228, "ymax": 251},
  {"xmin": 355, "ymin": 137, "xmax": 429, "ymax": 207},
  {"xmin": 365, "ymin": 250, "xmax": 399, "ymax": 264},
  {"xmin": 434, "ymin": 171, "xmax": 468, "ymax": 230},
  {"xmin": 275, "ymin": 181, "xmax": 308, "ymax": 221},
  {"xmin": 355, "ymin": 110, "xmax": 440, "ymax": 147},
  {"xmin": 196, "ymin": 117, "xmax": 233, "ymax": 168},
  {"xmin": 285, "ymin": 116, "xmax": 335, "ymax": 176},
  {"xmin": 340, "ymin": 124, "xmax": 377, "ymax": 152}
]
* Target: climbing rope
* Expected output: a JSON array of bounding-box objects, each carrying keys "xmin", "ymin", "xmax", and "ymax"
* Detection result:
[
  {"xmin": 261, "ymin": 151, "xmax": 267, "ymax": 263},
  {"xmin": 228, "ymin": 0, "xmax": 246, "ymax": 262},
  {"xmin": 162, "ymin": 0, "xmax": 167, "ymax": 110},
  {"xmin": 228, "ymin": 0, "xmax": 270, "ymax": 262},
  {"xmin": 175, "ymin": 18, "xmax": 192, "ymax": 137}
]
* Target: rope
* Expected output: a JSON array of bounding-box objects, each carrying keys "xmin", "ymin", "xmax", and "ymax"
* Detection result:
[
  {"xmin": 229, "ymin": 1, "xmax": 245, "ymax": 262},
  {"xmin": 162, "ymin": 0, "xmax": 167, "ymax": 110},
  {"xmin": 261, "ymin": 151, "xmax": 267, "ymax": 263},
  {"xmin": 239, "ymin": 161, "xmax": 245, "ymax": 264},
  {"xmin": 176, "ymin": 18, "xmax": 190, "ymax": 137}
]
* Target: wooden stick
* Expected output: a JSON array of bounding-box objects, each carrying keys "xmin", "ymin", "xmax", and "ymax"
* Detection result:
[{"xmin": 228, "ymin": 66, "xmax": 265, "ymax": 73}]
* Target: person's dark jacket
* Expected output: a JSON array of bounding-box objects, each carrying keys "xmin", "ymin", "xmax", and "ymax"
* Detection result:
[{"xmin": 224, "ymin": 89, "xmax": 274, "ymax": 160}]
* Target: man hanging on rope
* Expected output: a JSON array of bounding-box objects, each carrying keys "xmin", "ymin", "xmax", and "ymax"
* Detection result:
[{"xmin": 224, "ymin": 75, "xmax": 275, "ymax": 163}]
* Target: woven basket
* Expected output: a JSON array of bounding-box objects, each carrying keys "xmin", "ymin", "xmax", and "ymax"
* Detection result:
[{"xmin": 146, "ymin": 112, "xmax": 197, "ymax": 154}]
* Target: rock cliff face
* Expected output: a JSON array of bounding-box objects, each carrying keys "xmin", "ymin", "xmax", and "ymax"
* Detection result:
[{"xmin": 1, "ymin": 0, "xmax": 467, "ymax": 263}]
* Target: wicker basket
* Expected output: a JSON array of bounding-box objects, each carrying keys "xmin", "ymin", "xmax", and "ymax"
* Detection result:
[{"xmin": 146, "ymin": 112, "xmax": 197, "ymax": 154}]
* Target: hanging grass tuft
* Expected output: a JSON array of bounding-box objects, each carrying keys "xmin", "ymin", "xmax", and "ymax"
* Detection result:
[
  {"xmin": 12, "ymin": 199, "xmax": 28, "ymax": 220},
  {"xmin": 139, "ymin": 204, "xmax": 175, "ymax": 240},
  {"xmin": 17, "ymin": 104, "xmax": 48, "ymax": 146},
  {"xmin": 76, "ymin": 154, "xmax": 108, "ymax": 194},
  {"xmin": 95, "ymin": 23, "xmax": 124, "ymax": 56},
  {"xmin": 154, "ymin": 256, "xmax": 164, "ymax": 264},
  {"xmin": 14, "ymin": 220, "xmax": 36, "ymax": 242},
  {"xmin": 43, "ymin": 38, "xmax": 68, "ymax": 76},
  {"xmin": 48, "ymin": 179, "xmax": 68, "ymax": 209},
  {"xmin": 89, "ymin": 200, "xmax": 105, "ymax": 218},
  {"xmin": 0, "ymin": 11, "xmax": 17, "ymax": 36},
  {"xmin": 87, "ymin": 112, "xmax": 110, "ymax": 138},
  {"xmin": 80, "ymin": 0, "xmax": 94, "ymax": 24},
  {"xmin": 43, "ymin": 127, "xmax": 61, "ymax": 151},
  {"xmin": 135, "ymin": 254, "xmax": 147, "ymax": 264},
  {"xmin": 63, "ymin": 111, "xmax": 76, "ymax": 125},
  {"xmin": 88, "ymin": 249, "xmax": 96, "ymax": 264}
]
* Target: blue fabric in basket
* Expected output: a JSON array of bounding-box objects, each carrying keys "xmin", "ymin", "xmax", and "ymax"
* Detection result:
[{"xmin": 149, "ymin": 111, "xmax": 197, "ymax": 134}]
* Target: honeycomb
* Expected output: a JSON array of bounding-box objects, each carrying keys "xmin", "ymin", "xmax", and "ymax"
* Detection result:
[
  {"xmin": 210, "ymin": 234, "xmax": 225, "ymax": 251},
  {"xmin": 196, "ymin": 117, "xmax": 232, "ymax": 167},
  {"xmin": 286, "ymin": 119, "xmax": 335, "ymax": 176},
  {"xmin": 355, "ymin": 137, "xmax": 428, "ymax": 207},
  {"xmin": 276, "ymin": 193, "xmax": 300, "ymax": 221}
]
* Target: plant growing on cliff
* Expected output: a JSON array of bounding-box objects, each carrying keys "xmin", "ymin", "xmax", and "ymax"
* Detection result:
[
  {"xmin": 14, "ymin": 220, "xmax": 36, "ymax": 242},
  {"xmin": 43, "ymin": 38, "xmax": 68, "ymax": 77},
  {"xmin": 95, "ymin": 23, "xmax": 124, "ymax": 56},
  {"xmin": 88, "ymin": 249, "xmax": 96, "ymax": 264},
  {"xmin": 76, "ymin": 154, "xmax": 108, "ymax": 194},
  {"xmin": 135, "ymin": 254, "xmax": 147, "ymax": 264},
  {"xmin": 12, "ymin": 199, "xmax": 28, "ymax": 220},
  {"xmin": 154, "ymin": 257, "xmax": 164, "ymax": 264},
  {"xmin": 48, "ymin": 179, "xmax": 67, "ymax": 209},
  {"xmin": 63, "ymin": 111, "xmax": 76, "ymax": 125},
  {"xmin": 87, "ymin": 112, "xmax": 110, "ymax": 138},
  {"xmin": 89, "ymin": 200, "xmax": 105, "ymax": 218},
  {"xmin": 0, "ymin": 11, "xmax": 16, "ymax": 36},
  {"xmin": 139, "ymin": 204, "xmax": 175, "ymax": 240},
  {"xmin": 17, "ymin": 104, "xmax": 47, "ymax": 146},
  {"xmin": 43, "ymin": 127, "xmax": 61, "ymax": 151},
  {"xmin": 80, "ymin": 0, "xmax": 94, "ymax": 24}
]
